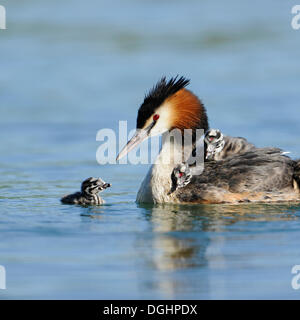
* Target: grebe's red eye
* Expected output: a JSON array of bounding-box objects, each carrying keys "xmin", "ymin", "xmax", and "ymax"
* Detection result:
[{"xmin": 153, "ymin": 114, "xmax": 160, "ymax": 121}]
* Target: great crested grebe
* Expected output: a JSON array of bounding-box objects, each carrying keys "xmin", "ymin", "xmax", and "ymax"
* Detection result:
[
  {"xmin": 116, "ymin": 76, "xmax": 300, "ymax": 204},
  {"xmin": 61, "ymin": 177, "xmax": 111, "ymax": 205}
]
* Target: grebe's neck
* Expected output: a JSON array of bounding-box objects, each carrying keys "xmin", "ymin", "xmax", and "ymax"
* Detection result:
[{"xmin": 136, "ymin": 133, "xmax": 189, "ymax": 204}]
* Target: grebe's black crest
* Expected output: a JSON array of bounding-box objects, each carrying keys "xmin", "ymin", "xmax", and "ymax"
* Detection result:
[{"xmin": 137, "ymin": 76, "xmax": 190, "ymax": 129}]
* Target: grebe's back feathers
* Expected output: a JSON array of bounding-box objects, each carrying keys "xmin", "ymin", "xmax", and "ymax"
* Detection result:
[{"xmin": 175, "ymin": 147, "xmax": 298, "ymax": 204}]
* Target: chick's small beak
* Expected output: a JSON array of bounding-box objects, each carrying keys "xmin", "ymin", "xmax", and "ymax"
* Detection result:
[{"xmin": 116, "ymin": 121, "xmax": 155, "ymax": 161}]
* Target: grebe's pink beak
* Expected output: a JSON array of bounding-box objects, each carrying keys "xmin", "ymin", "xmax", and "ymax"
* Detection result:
[{"xmin": 116, "ymin": 121, "xmax": 155, "ymax": 161}]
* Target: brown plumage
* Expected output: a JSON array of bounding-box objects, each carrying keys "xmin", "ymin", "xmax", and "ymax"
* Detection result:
[{"xmin": 167, "ymin": 88, "xmax": 209, "ymax": 133}]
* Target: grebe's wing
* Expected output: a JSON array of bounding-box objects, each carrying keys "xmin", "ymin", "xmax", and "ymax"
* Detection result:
[{"xmin": 174, "ymin": 148, "xmax": 296, "ymax": 204}]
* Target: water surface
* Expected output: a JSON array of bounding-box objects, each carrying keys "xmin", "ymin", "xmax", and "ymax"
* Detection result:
[{"xmin": 1, "ymin": 0, "xmax": 300, "ymax": 299}]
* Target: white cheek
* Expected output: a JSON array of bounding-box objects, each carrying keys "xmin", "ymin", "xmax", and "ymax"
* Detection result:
[
  {"xmin": 149, "ymin": 102, "xmax": 172, "ymax": 136},
  {"xmin": 150, "ymin": 121, "xmax": 169, "ymax": 136}
]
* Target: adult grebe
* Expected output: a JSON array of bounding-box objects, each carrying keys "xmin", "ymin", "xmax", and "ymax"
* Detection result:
[
  {"xmin": 116, "ymin": 76, "xmax": 300, "ymax": 204},
  {"xmin": 61, "ymin": 177, "xmax": 111, "ymax": 205}
]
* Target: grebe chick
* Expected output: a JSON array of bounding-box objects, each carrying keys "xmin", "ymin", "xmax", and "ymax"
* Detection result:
[
  {"xmin": 204, "ymin": 129, "xmax": 225, "ymax": 160},
  {"xmin": 204, "ymin": 129, "xmax": 255, "ymax": 161},
  {"xmin": 61, "ymin": 177, "xmax": 111, "ymax": 205},
  {"xmin": 169, "ymin": 163, "xmax": 192, "ymax": 194}
]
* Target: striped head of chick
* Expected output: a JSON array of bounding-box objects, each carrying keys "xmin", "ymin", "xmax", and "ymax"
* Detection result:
[
  {"xmin": 168, "ymin": 163, "xmax": 192, "ymax": 194},
  {"xmin": 81, "ymin": 177, "xmax": 111, "ymax": 196},
  {"xmin": 204, "ymin": 129, "xmax": 225, "ymax": 160}
]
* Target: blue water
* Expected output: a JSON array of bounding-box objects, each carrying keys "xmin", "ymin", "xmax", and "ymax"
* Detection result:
[{"xmin": 1, "ymin": 0, "xmax": 300, "ymax": 299}]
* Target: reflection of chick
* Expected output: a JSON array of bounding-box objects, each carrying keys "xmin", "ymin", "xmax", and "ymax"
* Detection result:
[{"xmin": 61, "ymin": 177, "xmax": 111, "ymax": 205}]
